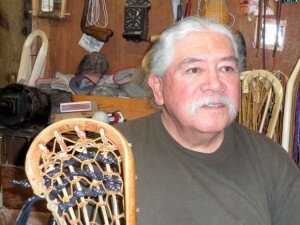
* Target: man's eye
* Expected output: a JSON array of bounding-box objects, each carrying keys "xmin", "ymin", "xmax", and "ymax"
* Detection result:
[
  {"xmin": 220, "ymin": 66, "xmax": 236, "ymax": 73},
  {"xmin": 187, "ymin": 67, "xmax": 201, "ymax": 74}
]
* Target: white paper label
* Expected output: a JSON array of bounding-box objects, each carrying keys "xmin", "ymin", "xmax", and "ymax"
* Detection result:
[
  {"xmin": 78, "ymin": 33, "xmax": 104, "ymax": 52},
  {"xmin": 42, "ymin": 0, "xmax": 54, "ymax": 12}
]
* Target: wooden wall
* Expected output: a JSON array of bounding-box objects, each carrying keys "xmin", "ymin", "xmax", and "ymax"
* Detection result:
[
  {"xmin": 227, "ymin": 1, "xmax": 300, "ymax": 78},
  {"xmin": 0, "ymin": 1, "xmax": 299, "ymax": 88},
  {"xmin": 36, "ymin": 1, "xmax": 174, "ymax": 77},
  {"xmin": 34, "ymin": 0, "xmax": 300, "ymax": 79},
  {"xmin": 0, "ymin": 1, "xmax": 27, "ymax": 88}
]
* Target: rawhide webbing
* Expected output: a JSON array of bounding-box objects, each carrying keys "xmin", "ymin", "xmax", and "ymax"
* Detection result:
[{"xmin": 21, "ymin": 118, "xmax": 136, "ymax": 225}]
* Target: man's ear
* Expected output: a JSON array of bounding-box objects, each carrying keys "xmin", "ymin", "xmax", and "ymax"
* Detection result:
[{"xmin": 148, "ymin": 74, "xmax": 164, "ymax": 106}]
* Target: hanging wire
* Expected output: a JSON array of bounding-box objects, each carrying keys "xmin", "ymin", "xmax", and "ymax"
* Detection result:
[
  {"xmin": 197, "ymin": 0, "xmax": 235, "ymax": 27},
  {"xmin": 87, "ymin": 0, "xmax": 108, "ymax": 28},
  {"xmin": 228, "ymin": 10, "xmax": 236, "ymax": 27},
  {"xmin": 197, "ymin": 0, "xmax": 206, "ymax": 16}
]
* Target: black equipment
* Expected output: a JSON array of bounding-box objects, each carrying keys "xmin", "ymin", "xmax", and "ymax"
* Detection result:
[
  {"xmin": 0, "ymin": 84, "xmax": 51, "ymax": 128},
  {"xmin": 123, "ymin": 0, "xmax": 151, "ymax": 42}
]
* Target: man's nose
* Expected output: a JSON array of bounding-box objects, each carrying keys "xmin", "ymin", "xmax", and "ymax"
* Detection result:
[{"xmin": 200, "ymin": 69, "xmax": 225, "ymax": 93}]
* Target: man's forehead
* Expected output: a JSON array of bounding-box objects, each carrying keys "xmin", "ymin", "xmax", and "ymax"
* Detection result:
[
  {"xmin": 177, "ymin": 56, "xmax": 238, "ymax": 65},
  {"xmin": 175, "ymin": 31, "xmax": 231, "ymax": 44},
  {"xmin": 173, "ymin": 33, "xmax": 234, "ymax": 54},
  {"xmin": 171, "ymin": 55, "xmax": 238, "ymax": 71}
]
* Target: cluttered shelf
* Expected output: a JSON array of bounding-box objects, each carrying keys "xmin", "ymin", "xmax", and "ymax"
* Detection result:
[
  {"xmin": 72, "ymin": 94, "xmax": 157, "ymax": 121},
  {"xmin": 0, "ymin": 94, "xmax": 156, "ymax": 224}
]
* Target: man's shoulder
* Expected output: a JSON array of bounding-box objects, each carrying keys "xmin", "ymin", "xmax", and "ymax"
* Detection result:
[
  {"xmin": 114, "ymin": 112, "xmax": 159, "ymax": 136},
  {"xmin": 230, "ymin": 121, "xmax": 281, "ymax": 148},
  {"xmin": 230, "ymin": 121, "xmax": 292, "ymax": 164}
]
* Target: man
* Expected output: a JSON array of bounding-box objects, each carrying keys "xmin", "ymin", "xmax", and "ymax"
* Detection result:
[{"xmin": 115, "ymin": 17, "xmax": 300, "ymax": 225}]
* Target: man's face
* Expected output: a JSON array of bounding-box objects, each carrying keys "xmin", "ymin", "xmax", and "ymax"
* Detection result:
[{"xmin": 149, "ymin": 31, "xmax": 241, "ymax": 134}]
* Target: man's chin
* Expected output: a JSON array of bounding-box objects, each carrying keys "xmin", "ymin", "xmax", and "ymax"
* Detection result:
[{"xmin": 194, "ymin": 117, "xmax": 234, "ymax": 133}]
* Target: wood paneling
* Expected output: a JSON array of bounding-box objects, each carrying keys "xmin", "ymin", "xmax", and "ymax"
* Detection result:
[
  {"xmin": 36, "ymin": 0, "xmax": 173, "ymax": 76},
  {"xmin": 227, "ymin": 1, "xmax": 300, "ymax": 77},
  {"xmin": 34, "ymin": 1, "xmax": 299, "ymax": 78},
  {"xmin": 0, "ymin": 1, "xmax": 298, "ymax": 86},
  {"xmin": 0, "ymin": 1, "xmax": 27, "ymax": 88}
]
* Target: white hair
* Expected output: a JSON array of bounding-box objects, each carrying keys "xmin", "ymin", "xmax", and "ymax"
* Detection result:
[{"xmin": 148, "ymin": 17, "xmax": 241, "ymax": 76}]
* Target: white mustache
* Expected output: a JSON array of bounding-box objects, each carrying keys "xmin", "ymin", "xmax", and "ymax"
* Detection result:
[{"xmin": 190, "ymin": 95, "xmax": 237, "ymax": 119}]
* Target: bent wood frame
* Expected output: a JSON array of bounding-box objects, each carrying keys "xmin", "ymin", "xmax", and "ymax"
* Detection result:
[
  {"xmin": 17, "ymin": 29, "xmax": 48, "ymax": 86},
  {"xmin": 241, "ymin": 69, "xmax": 283, "ymax": 138},
  {"xmin": 282, "ymin": 57, "xmax": 300, "ymax": 152},
  {"xmin": 25, "ymin": 118, "xmax": 136, "ymax": 225}
]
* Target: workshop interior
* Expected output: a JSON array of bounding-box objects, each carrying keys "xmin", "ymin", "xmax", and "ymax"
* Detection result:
[{"xmin": 0, "ymin": 0, "xmax": 299, "ymax": 224}]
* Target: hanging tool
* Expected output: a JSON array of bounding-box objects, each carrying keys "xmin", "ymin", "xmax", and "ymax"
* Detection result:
[
  {"xmin": 273, "ymin": 0, "xmax": 282, "ymax": 57},
  {"xmin": 262, "ymin": 0, "xmax": 268, "ymax": 69},
  {"xmin": 176, "ymin": 0, "xmax": 183, "ymax": 21},
  {"xmin": 184, "ymin": 0, "xmax": 192, "ymax": 17},
  {"xmin": 203, "ymin": 0, "xmax": 230, "ymax": 25},
  {"xmin": 255, "ymin": 0, "xmax": 263, "ymax": 52},
  {"xmin": 81, "ymin": 0, "xmax": 113, "ymax": 43}
]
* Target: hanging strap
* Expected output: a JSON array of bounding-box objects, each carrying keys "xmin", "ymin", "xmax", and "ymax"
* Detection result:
[
  {"xmin": 15, "ymin": 195, "xmax": 44, "ymax": 225},
  {"xmin": 273, "ymin": 0, "xmax": 282, "ymax": 56},
  {"xmin": 272, "ymin": 0, "xmax": 282, "ymax": 71},
  {"xmin": 176, "ymin": 0, "xmax": 183, "ymax": 21},
  {"xmin": 261, "ymin": 0, "xmax": 268, "ymax": 70},
  {"xmin": 184, "ymin": 0, "xmax": 192, "ymax": 18},
  {"xmin": 13, "ymin": 179, "xmax": 44, "ymax": 225},
  {"xmin": 256, "ymin": 0, "xmax": 263, "ymax": 53}
]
